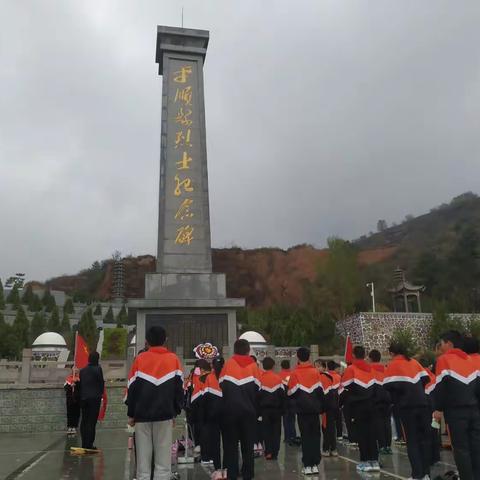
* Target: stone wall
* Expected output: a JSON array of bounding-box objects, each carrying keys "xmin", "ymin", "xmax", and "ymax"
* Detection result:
[
  {"xmin": 338, "ymin": 312, "xmax": 480, "ymax": 353},
  {"xmin": 0, "ymin": 384, "xmax": 126, "ymax": 433}
]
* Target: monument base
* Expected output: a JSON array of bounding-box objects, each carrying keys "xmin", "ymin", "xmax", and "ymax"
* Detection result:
[{"xmin": 129, "ymin": 273, "xmax": 244, "ymax": 359}]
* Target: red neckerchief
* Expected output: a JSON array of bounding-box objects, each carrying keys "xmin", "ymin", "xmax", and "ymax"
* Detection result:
[
  {"xmin": 353, "ymin": 359, "xmax": 371, "ymax": 372},
  {"xmin": 232, "ymin": 354, "xmax": 255, "ymax": 367},
  {"xmin": 371, "ymin": 363, "xmax": 385, "ymax": 372},
  {"xmin": 149, "ymin": 346, "xmax": 170, "ymax": 355},
  {"xmin": 449, "ymin": 348, "xmax": 469, "ymax": 360}
]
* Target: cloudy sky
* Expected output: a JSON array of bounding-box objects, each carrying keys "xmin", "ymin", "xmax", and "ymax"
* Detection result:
[{"xmin": 1, "ymin": 1, "xmax": 479, "ymax": 282}]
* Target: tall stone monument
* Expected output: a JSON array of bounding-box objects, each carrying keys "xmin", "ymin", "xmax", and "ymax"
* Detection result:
[{"xmin": 129, "ymin": 26, "xmax": 244, "ymax": 358}]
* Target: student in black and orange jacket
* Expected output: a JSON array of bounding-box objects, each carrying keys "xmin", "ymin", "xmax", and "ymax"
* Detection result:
[
  {"xmin": 287, "ymin": 347, "xmax": 330, "ymax": 476},
  {"xmin": 327, "ymin": 360, "xmax": 343, "ymax": 445},
  {"xmin": 279, "ymin": 359, "xmax": 298, "ymax": 444},
  {"xmin": 431, "ymin": 330, "xmax": 480, "ymax": 480},
  {"xmin": 259, "ymin": 356, "xmax": 285, "ymax": 460},
  {"xmin": 383, "ymin": 342, "xmax": 431, "ymax": 480},
  {"xmin": 203, "ymin": 357, "xmax": 225, "ymax": 480},
  {"xmin": 340, "ymin": 345, "xmax": 379, "ymax": 473},
  {"xmin": 190, "ymin": 359, "xmax": 212, "ymax": 464},
  {"xmin": 219, "ymin": 339, "xmax": 261, "ymax": 480},
  {"xmin": 368, "ymin": 349, "xmax": 392, "ymax": 455},
  {"xmin": 126, "ymin": 326, "xmax": 184, "ymax": 480}
]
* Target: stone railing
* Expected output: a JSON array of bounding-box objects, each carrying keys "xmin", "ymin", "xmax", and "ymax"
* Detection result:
[{"xmin": 0, "ymin": 350, "xmax": 127, "ymax": 385}]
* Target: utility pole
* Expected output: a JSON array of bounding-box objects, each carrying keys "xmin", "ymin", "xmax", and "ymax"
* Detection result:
[{"xmin": 366, "ymin": 282, "xmax": 376, "ymax": 313}]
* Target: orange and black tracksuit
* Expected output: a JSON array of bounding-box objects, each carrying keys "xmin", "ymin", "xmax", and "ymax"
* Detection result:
[
  {"xmin": 259, "ymin": 370, "xmax": 285, "ymax": 459},
  {"xmin": 279, "ymin": 368, "xmax": 297, "ymax": 442},
  {"xmin": 384, "ymin": 355, "xmax": 431, "ymax": 479},
  {"xmin": 431, "ymin": 349, "xmax": 480, "ymax": 480},
  {"xmin": 191, "ymin": 372, "xmax": 211, "ymax": 461},
  {"xmin": 321, "ymin": 371, "xmax": 338, "ymax": 453},
  {"xmin": 329, "ymin": 370, "xmax": 344, "ymax": 440},
  {"xmin": 126, "ymin": 346, "xmax": 184, "ymax": 422},
  {"xmin": 202, "ymin": 371, "xmax": 224, "ymax": 471},
  {"xmin": 288, "ymin": 363, "xmax": 330, "ymax": 468},
  {"xmin": 423, "ymin": 367, "xmax": 441, "ymax": 465},
  {"xmin": 370, "ymin": 362, "xmax": 392, "ymax": 451},
  {"xmin": 340, "ymin": 359, "xmax": 378, "ymax": 463},
  {"xmin": 219, "ymin": 354, "xmax": 261, "ymax": 480}
]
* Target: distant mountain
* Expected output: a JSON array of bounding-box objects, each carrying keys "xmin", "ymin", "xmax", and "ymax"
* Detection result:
[{"xmin": 42, "ymin": 192, "xmax": 480, "ymax": 310}]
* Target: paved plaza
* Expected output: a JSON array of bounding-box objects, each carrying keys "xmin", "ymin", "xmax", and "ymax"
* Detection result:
[{"xmin": 1, "ymin": 427, "xmax": 457, "ymax": 480}]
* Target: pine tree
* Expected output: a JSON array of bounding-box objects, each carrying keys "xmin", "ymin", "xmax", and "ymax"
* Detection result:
[
  {"xmin": 116, "ymin": 305, "xmax": 128, "ymax": 327},
  {"xmin": 47, "ymin": 306, "xmax": 61, "ymax": 333},
  {"xmin": 13, "ymin": 306, "xmax": 30, "ymax": 349},
  {"xmin": 30, "ymin": 312, "xmax": 47, "ymax": 341},
  {"xmin": 0, "ymin": 279, "xmax": 5, "ymax": 310},
  {"xmin": 104, "ymin": 306, "xmax": 114, "ymax": 323},
  {"xmin": 63, "ymin": 298, "xmax": 74, "ymax": 314},
  {"xmin": 78, "ymin": 309, "xmax": 98, "ymax": 352},
  {"xmin": 61, "ymin": 311, "xmax": 71, "ymax": 334},
  {"xmin": 43, "ymin": 289, "xmax": 57, "ymax": 312},
  {"xmin": 93, "ymin": 304, "xmax": 102, "ymax": 316},
  {"xmin": 21, "ymin": 284, "xmax": 34, "ymax": 306},
  {"xmin": 7, "ymin": 284, "xmax": 21, "ymax": 310},
  {"xmin": 0, "ymin": 311, "xmax": 4, "ymax": 326},
  {"xmin": 31, "ymin": 294, "xmax": 42, "ymax": 312}
]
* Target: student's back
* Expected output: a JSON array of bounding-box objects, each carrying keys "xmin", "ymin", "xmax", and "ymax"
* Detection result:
[{"xmin": 80, "ymin": 364, "xmax": 104, "ymax": 401}]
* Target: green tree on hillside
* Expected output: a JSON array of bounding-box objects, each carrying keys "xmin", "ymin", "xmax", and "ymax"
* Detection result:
[
  {"xmin": 30, "ymin": 312, "xmax": 47, "ymax": 341},
  {"xmin": 21, "ymin": 284, "xmax": 34, "ymax": 306},
  {"xmin": 13, "ymin": 306, "xmax": 29, "ymax": 349},
  {"xmin": 104, "ymin": 306, "xmax": 114, "ymax": 323},
  {"xmin": 0, "ymin": 319, "xmax": 23, "ymax": 360},
  {"xmin": 47, "ymin": 306, "xmax": 61, "ymax": 333},
  {"xmin": 77, "ymin": 309, "xmax": 98, "ymax": 352},
  {"xmin": 306, "ymin": 238, "xmax": 362, "ymax": 325},
  {"xmin": 43, "ymin": 290, "xmax": 57, "ymax": 313},
  {"xmin": 61, "ymin": 311, "xmax": 71, "ymax": 335},
  {"xmin": 7, "ymin": 284, "xmax": 21, "ymax": 310},
  {"xmin": 63, "ymin": 298, "xmax": 74, "ymax": 314},
  {"xmin": 0, "ymin": 279, "xmax": 5, "ymax": 310},
  {"xmin": 30, "ymin": 294, "xmax": 42, "ymax": 312},
  {"xmin": 116, "ymin": 306, "xmax": 128, "ymax": 327},
  {"xmin": 390, "ymin": 326, "xmax": 418, "ymax": 358}
]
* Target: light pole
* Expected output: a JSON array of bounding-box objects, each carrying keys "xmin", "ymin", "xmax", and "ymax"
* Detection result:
[{"xmin": 366, "ymin": 282, "xmax": 376, "ymax": 313}]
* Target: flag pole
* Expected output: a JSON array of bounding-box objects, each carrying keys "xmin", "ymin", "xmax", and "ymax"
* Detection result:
[{"xmin": 74, "ymin": 331, "xmax": 78, "ymax": 369}]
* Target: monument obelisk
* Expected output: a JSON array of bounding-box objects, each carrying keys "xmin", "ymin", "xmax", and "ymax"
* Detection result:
[{"xmin": 129, "ymin": 26, "xmax": 244, "ymax": 358}]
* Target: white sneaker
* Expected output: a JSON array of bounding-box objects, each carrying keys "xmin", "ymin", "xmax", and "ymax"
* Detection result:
[
  {"xmin": 369, "ymin": 461, "xmax": 381, "ymax": 471},
  {"xmin": 330, "ymin": 450, "xmax": 338, "ymax": 457},
  {"xmin": 194, "ymin": 445, "xmax": 201, "ymax": 454},
  {"xmin": 312, "ymin": 465, "xmax": 319, "ymax": 474},
  {"xmin": 302, "ymin": 466, "xmax": 313, "ymax": 475}
]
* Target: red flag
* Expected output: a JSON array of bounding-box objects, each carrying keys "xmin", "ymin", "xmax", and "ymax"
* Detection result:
[
  {"xmin": 344, "ymin": 335, "xmax": 353, "ymax": 364},
  {"xmin": 98, "ymin": 387, "xmax": 108, "ymax": 421},
  {"xmin": 74, "ymin": 333, "xmax": 89, "ymax": 369}
]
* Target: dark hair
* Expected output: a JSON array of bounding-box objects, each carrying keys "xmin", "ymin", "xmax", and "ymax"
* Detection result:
[
  {"xmin": 197, "ymin": 359, "xmax": 211, "ymax": 371},
  {"xmin": 262, "ymin": 357, "xmax": 275, "ymax": 370},
  {"xmin": 280, "ymin": 359, "xmax": 290, "ymax": 369},
  {"xmin": 368, "ymin": 349, "xmax": 381, "ymax": 363},
  {"xmin": 212, "ymin": 357, "xmax": 224, "ymax": 379},
  {"xmin": 250, "ymin": 355, "xmax": 258, "ymax": 363},
  {"xmin": 388, "ymin": 341, "xmax": 410, "ymax": 360},
  {"xmin": 234, "ymin": 339, "xmax": 250, "ymax": 355},
  {"xmin": 88, "ymin": 352, "xmax": 100, "ymax": 366},
  {"xmin": 440, "ymin": 330, "xmax": 464, "ymax": 349},
  {"xmin": 463, "ymin": 336, "xmax": 479, "ymax": 355},
  {"xmin": 314, "ymin": 359, "xmax": 327, "ymax": 368},
  {"xmin": 297, "ymin": 347, "xmax": 310, "ymax": 362},
  {"xmin": 418, "ymin": 357, "xmax": 430, "ymax": 369},
  {"xmin": 146, "ymin": 326, "xmax": 167, "ymax": 347},
  {"xmin": 327, "ymin": 360, "xmax": 338, "ymax": 371},
  {"xmin": 353, "ymin": 345, "xmax": 365, "ymax": 360}
]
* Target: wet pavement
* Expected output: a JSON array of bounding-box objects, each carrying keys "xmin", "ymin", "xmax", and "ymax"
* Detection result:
[{"xmin": 0, "ymin": 428, "xmax": 458, "ymax": 480}]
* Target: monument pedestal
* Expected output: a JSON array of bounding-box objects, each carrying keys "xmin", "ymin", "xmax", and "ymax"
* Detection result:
[{"xmin": 129, "ymin": 273, "xmax": 243, "ymax": 357}]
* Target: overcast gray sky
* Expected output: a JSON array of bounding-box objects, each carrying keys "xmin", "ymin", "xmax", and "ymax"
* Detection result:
[{"xmin": 1, "ymin": 1, "xmax": 479, "ymax": 282}]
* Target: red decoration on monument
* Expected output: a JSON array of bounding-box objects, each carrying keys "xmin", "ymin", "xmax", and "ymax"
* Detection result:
[
  {"xmin": 193, "ymin": 342, "xmax": 219, "ymax": 360},
  {"xmin": 74, "ymin": 333, "xmax": 89, "ymax": 369}
]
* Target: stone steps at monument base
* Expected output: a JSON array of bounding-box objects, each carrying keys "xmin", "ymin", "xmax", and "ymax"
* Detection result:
[{"xmin": 0, "ymin": 385, "xmax": 127, "ymax": 433}]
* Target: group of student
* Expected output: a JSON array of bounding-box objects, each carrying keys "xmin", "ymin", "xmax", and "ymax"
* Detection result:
[{"xmin": 125, "ymin": 325, "xmax": 480, "ymax": 480}]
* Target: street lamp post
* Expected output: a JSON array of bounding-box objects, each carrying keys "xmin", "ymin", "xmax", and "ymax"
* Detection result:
[{"xmin": 366, "ymin": 282, "xmax": 376, "ymax": 313}]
